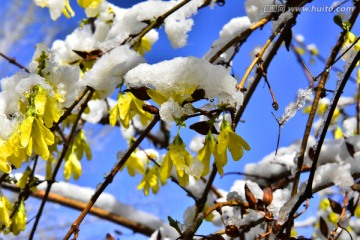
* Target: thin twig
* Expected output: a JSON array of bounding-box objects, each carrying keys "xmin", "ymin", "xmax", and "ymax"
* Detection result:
[
  {"xmin": 0, "ymin": 52, "xmax": 29, "ymax": 73},
  {"xmin": 182, "ymin": 164, "xmax": 218, "ymax": 239},
  {"xmin": 305, "ymin": 50, "xmax": 360, "ymax": 198},
  {"xmin": 258, "ymin": 61, "xmax": 278, "ymax": 110},
  {"xmin": 277, "ymin": 15, "xmax": 360, "ymax": 238},
  {"xmin": 234, "ymin": 17, "xmax": 297, "ymax": 128},
  {"xmin": 290, "ymin": 42, "xmax": 315, "ymax": 84},
  {"xmin": 290, "ymin": 2, "xmax": 360, "ymax": 199},
  {"xmin": 64, "ymin": 115, "xmax": 160, "ymax": 240},
  {"xmin": 209, "ymin": 18, "xmax": 271, "ymax": 64}
]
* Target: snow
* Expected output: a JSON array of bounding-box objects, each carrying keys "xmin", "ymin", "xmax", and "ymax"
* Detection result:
[
  {"xmin": 81, "ymin": 99, "xmax": 108, "ymax": 124},
  {"xmin": 295, "ymin": 34, "xmax": 305, "ymax": 43},
  {"xmin": 189, "ymin": 135, "xmax": 205, "ymax": 152},
  {"xmin": 267, "ymin": 188, "xmax": 291, "ymax": 217},
  {"xmin": 204, "ymin": 16, "xmax": 252, "ymax": 63},
  {"xmin": 124, "ymin": 57, "xmax": 244, "ymax": 122},
  {"xmin": 278, "ymin": 88, "xmax": 312, "ymax": 125},
  {"xmin": 313, "ymin": 162, "xmax": 354, "ymax": 188},
  {"xmin": 82, "ymin": 45, "xmax": 144, "ymax": 98},
  {"xmin": 36, "ymin": 180, "xmax": 178, "ymax": 237},
  {"xmin": 272, "ymin": 12, "xmax": 294, "ymax": 33},
  {"xmin": 245, "ymin": 0, "xmax": 273, "ymax": 23}
]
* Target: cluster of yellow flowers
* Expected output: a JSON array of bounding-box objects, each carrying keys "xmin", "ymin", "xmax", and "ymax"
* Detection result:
[
  {"xmin": 0, "ymin": 195, "xmax": 26, "ymax": 236},
  {"xmin": 0, "ymin": 84, "xmax": 62, "ymax": 173},
  {"xmin": 109, "ymin": 92, "xmax": 153, "ymax": 128},
  {"xmin": 34, "ymin": 0, "xmax": 104, "ymax": 20},
  {"xmin": 64, "ymin": 130, "xmax": 92, "ymax": 180}
]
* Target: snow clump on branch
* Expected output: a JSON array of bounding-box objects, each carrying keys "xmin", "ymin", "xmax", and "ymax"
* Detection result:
[{"xmin": 124, "ymin": 57, "xmax": 244, "ymax": 121}]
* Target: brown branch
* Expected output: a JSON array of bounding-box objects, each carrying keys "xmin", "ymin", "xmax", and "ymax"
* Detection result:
[
  {"xmin": 290, "ymin": 43, "xmax": 314, "ymax": 84},
  {"xmin": 64, "ymin": 115, "xmax": 160, "ymax": 240},
  {"xmin": 234, "ymin": 16, "xmax": 297, "ymax": 128},
  {"xmin": 1, "ymin": 184, "xmax": 154, "ymax": 236},
  {"xmin": 236, "ymin": 21, "xmax": 285, "ymax": 91},
  {"xmin": 0, "ymin": 52, "xmax": 29, "ymax": 73},
  {"xmin": 290, "ymin": 1, "xmax": 360, "ymax": 199},
  {"xmin": 277, "ymin": 5, "xmax": 360, "ymax": 234},
  {"xmin": 204, "ymin": 200, "xmax": 249, "ymax": 219},
  {"xmin": 305, "ymin": 48, "xmax": 360, "ymax": 198},
  {"xmin": 209, "ymin": 17, "xmax": 271, "ymax": 64}
]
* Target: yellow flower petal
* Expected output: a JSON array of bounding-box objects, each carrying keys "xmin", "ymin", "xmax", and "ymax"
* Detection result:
[
  {"xmin": 34, "ymin": 90, "xmax": 47, "ymax": 116},
  {"xmin": 78, "ymin": 0, "xmax": 103, "ymax": 8},
  {"xmin": 160, "ymin": 154, "xmax": 172, "ymax": 184},
  {"xmin": 147, "ymin": 89, "xmax": 168, "ymax": 105},
  {"xmin": 0, "ymin": 196, "xmax": 12, "ymax": 228},
  {"xmin": 109, "ymin": 105, "xmax": 119, "ymax": 126},
  {"xmin": 20, "ymin": 117, "xmax": 34, "ymax": 148},
  {"xmin": 10, "ymin": 200, "xmax": 26, "ymax": 236},
  {"xmin": 0, "ymin": 159, "xmax": 11, "ymax": 174}
]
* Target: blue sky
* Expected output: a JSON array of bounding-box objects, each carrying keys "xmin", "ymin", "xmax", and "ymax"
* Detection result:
[{"xmin": 1, "ymin": 0, "xmax": 359, "ymax": 239}]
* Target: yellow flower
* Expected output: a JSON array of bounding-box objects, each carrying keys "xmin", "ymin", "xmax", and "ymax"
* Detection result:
[
  {"xmin": 137, "ymin": 166, "xmax": 161, "ymax": 195},
  {"xmin": 109, "ymin": 92, "xmax": 153, "ymax": 128},
  {"xmin": 147, "ymin": 89, "xmax": 168, "ymax": 106},
  {"xmin": 0, "ymin": 155, "xmax": 11, "ymax": 174},
  {"xmin": 217, "ymin": 120, "xmax": 250, "ymax": 175},
  {"xmin": 354, "ymin": 205, "xmax": 360, "ymax": 217},
  {"xmin": 78, "ymin": 0, "xmax": 103, "ymax": 8},
  {"xmin": 32, "ymin": 85, "xmax": 62, "ymax": 128},
  {"xmin": 134, "ymin": 37, "xmax": 152, "ymax": 56},
  {"xmin": 64, "ymin": 151, "xmax": 82, "ymax": 180},
  {"xmin": 121, "ymin": 150, "xmax": 146, "ymax": 176},
  {"xmin": 295, "ymin": 47, "xmax": 305, "ymax": 55},
  {"xmin": 2, "ymin": 132, "xmax": 28, "ymax": 169},
  {"xmin": 303, "ymin": 102, "xmax": 340, "ymax": 123},
  {"xmin": 72, "ymin": 130, "xmax": 92, "ymax": 161},
  {"xmin": 197, "ymin": 132, "xmax": 221, "ymax": 176},
  {"xmin": 343, "ymin": 31, "xmax": 360, "ymax": 50},
  {"xmin": 34, "ymin": 0, "xmax": 75, "ymax": 20},
  {"xmin": 10, "ymin": 200, "xmax": 26, "ymax": 236},
  {"xmin": 328, "ymin": 212, "xmax": 339, "ymax": 224},
  {"xmin": 0, "ymin": 195, "xmax": 13, "ymax": 228},
  {"xmin": 147, "ymin": 85, "xmax": 197, "ymax": 107},
  {"xmin": 17, "ymin": 167, "xmax": 32, "ymax": 189},
  {"xmin": 319, "ymin": 198, "xmax": 330, "ymax": 210},
  {"xmin": 20, "ymin": 116, "xmax": 55, "ymax": 160},
  {"xmin": 160, "ymin": 135, "xmax": 192, "ymax": 186},
  {"xmin": 334, "ymin": 126, "xmax": 343, "ymax": 139}
]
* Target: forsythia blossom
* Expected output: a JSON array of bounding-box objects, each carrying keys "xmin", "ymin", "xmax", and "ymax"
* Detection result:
[
  {"xmin": 64, "ymin": 130, "xmax": 92, "ymax": 180},
  {"xmin": 77, "ymin": 0, "xmax": 103, "ymax": 9},
  {"xmin": 121, "ymin": 150, "xmax": 146, "ymax": 176},
  {"xmin": 137, "ymin": 166, "xmax": 161, "ymax": 196},
  {"xmin": 197, "ymin": 132, "xmax": 220, "ymax": 176},
  {"xmin": 34, "ymin": 0, "xmax": 75, "ymax": 20},
  {"xmin": 160, "ymin": 134, "xmax": 193, "ymax": 186},
  {"xmin": 10, "ymin": 200, "xmax": 27, "ymax": 236},
  {"xmin": 0, "ymin": 195, "xmax": 13, "ymax": 229},
  {"xmin": 109, "ymin": 92, "xmax": 153, "ymax": 128},
  {"xmin": 216, "ymin": 120, "xmax": 250, "ymax": 175},
  {"xmin": 133, "ymin": 37, "xmax": 152, "ymax": 56}
]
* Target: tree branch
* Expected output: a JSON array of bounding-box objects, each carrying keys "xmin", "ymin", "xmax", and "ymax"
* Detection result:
[{"xmin": 64, "ymin": 115, "xmax": 160, "ymax": 239}]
